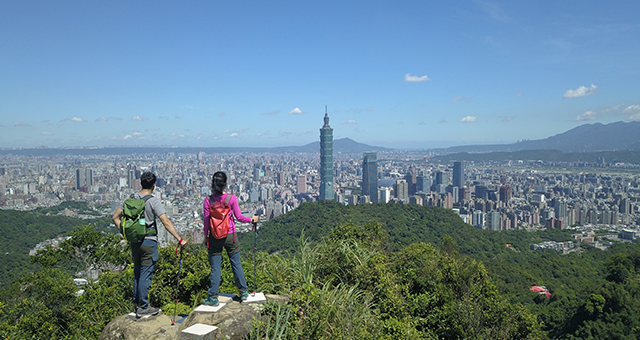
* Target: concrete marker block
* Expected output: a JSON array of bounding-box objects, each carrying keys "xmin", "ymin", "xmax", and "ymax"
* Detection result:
[
  {"xmin": 244, "ymin": 292, "xmax": 267, "ymax": 304},
  {"xmin": 193, "ymin": 303, "xmax": 226, "ymax": 313},
  {"xmin": 181, "ymin": 323, "xmax": 218, "ymax": 340}
]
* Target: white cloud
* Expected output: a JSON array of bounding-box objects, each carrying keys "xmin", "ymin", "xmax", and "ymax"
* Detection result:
[
  {"xmin": 70, "ymin": 117, "xmax": 86, "ymax": 122},
  {"xmin": 229, "ymin": 132, "xmax": 238, "ymax": 137},
  {"xmin": 132, "ymin": 115, "xmax": 148, "ymax": 121},
  {"xmin": 123, "ymin": 135, "xmax": 132, "ymax": 140},
  {"xmin": 623, "ymin": 105, "xmax": 640, "ymax": 113},
  {"xmin": 41, "ymin": 131, "xmax": 52, "ymax": 135},
  {"xmin": 366, "ymin": 107, "xmax": 373, "ymax": 111},
  {"xmin": 499, "ymin": 116, "xmax": 515, "ymax": 122},
  {"xmin": 342, "ymin": 120, "xmax": 357, "ymax": 124},
  {"xmin": 132, "ymin": 132, "xmax": 143, "ymax": 136},
  {"xmin": 13, "ymin": 121, "xmax": 28, "ymax": 127},
  {"xmin": 628, "ymin": 113, "xmax": 640, "ymax": 121},
  {"xmin": 175, "ymin": 115, "xmax": 181, "ymax": 119},
  {"xmin": 404, "ymin": 73, "xmax": 431, "ymax": 82},
  {"xmin": 575, "ymin": 110, "xmax": 598, "ymax": 121},
  {"xmin": 515, "ymin": 92, "xmax": 522, "ymax": 97},
  {"xmin": 263, "ymin": 109, "xmax": 280, "ymax": 116},
  {"xmin": 218, "ymin": 112, "xmax": 225, "ymax": 117},
  {"xmin": 563, "ymin": 84, "xmax": 597, "ymax": 98},
  {"xmin": 460, "ymin": 116, "xmax": 477, "ymax": 123},
  {"xmin": 475, "ymin": 0, "xmax": 510, "ymax": 22},
  {"xmin": 289, "ymin": 108, "xmax": 305, "ymax": 114},
  {"xmin": 451, "ymin": 96, "xmax": 468, "ymax": 102},
  {"xmin": 96, "ymin": 116, "xmax": 122, "ymax": 122}
]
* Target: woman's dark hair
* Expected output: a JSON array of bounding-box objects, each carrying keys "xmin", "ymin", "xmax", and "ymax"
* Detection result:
[{"xmin": 211, "ymin": 171, "xmax": 227, "ymax": 195}]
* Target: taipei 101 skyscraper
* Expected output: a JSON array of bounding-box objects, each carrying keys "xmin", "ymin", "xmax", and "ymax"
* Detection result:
[{"xmin": 319, "ymin": 106, "xmax": 334, "ymax": 201}]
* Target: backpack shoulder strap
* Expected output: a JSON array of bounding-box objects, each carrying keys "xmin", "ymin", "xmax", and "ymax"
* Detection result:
[
  {"xmin": 141, "ymin": 195, "xmax": 156, "ymax": 228},
  {"xmin": 224, "ymin": 193, "xmax": 232, "ymax": 206}
]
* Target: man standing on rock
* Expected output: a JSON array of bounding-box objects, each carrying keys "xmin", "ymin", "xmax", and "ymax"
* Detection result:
[{"xmin": 112, "ymin": 171, "xmax": 187, "ymax": 317}]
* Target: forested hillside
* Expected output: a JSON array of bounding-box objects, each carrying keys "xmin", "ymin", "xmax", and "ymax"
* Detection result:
[
  {"xmin": 242, "ymin": 200, "xmax": 569, "ymax": 258},
  {"xmin": 2, "ymin": 201, "xmax": 640, "ymax": 338},
  {"xmin": 244, "ymin": 201, "xmax": 640, "ymax": 338},
  {"xmin": 0, "ymin": 205, "xmax": 112, "ymax": 286}
]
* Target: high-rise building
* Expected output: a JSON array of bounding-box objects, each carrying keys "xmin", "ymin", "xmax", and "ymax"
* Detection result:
[
  {"xmin": 487, "ymin": 211, "xmax": 501, "ymax": 231},
  {"xmin": 362, "ymin": 153, "xmax": 378, "ymax": 203},
  {"xmin": 435, "ymin": 171, "xmax": 450, "ymax": 187},
  {"xmin": 554, "ymin": 199, "xmax": 568, "ymax": 223},
  {"xmin": 499, "ymin": 185, "xmax": 512, "ymax": 202},
  {"xmin": 319, "ymin": 107, "xmax": 334, "ymax": 201},
  {"xmin": 297, "ymin": 174, "xmax": 307, "ymax": 194},
  {"xmin": 416, "ymin": 175, "xmax": 432, "ymax": 193},
  {"xmin": 379, "ymin": 187, "xmax": 391, "ymax": 203},
  {"xmin": 277, "ymin": 172, "xmax": 285, "ymax": 186},
  {"xmin": 75, "ymin": 168, "xmax": 93, "ymax": 190},
  {"xmin": 472, "ymin": 210, "xmax": 485, "ymax": 229},
  {"xmin": 405, "ymin": 165, "xmax": 418, "ymax": 195},
  {"xmin": 75, "ymin": 169, "xmax": 85, "ymax": 190},
  {"xmin": 453, "ymin": 161, "xmax": 464, "ymax": 188},
  {"xmin": 395, "ymin": 179, "xmax": 408, "ymax": 201}
]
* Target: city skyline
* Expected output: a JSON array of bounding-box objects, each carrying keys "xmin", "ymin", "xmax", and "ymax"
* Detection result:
[{"xmin": 1, "ymin": 1, "xmax": 640, "ymax": 149}]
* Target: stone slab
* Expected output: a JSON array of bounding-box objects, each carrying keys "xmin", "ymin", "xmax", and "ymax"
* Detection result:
[
  {"xmin": 193, "ymin": 303, "xmax": 226, "ymax": 313},
  {"xmin": 244, "ymin": 292, "xmax": 267, "ymax": 304},
  {"xmin": 181, "ymin": 323, "xmax": 218, "ymax": 340}
]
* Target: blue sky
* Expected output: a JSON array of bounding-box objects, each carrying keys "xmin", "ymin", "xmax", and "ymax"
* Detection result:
[{"xmin": 1, "ymin": 1, "xmax": 639, "ymax": 149}]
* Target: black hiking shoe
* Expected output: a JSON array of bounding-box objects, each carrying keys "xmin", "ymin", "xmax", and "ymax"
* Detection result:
[{"xmin": 136, "ymin": 306, "xmax": 159, "ymax": 318}]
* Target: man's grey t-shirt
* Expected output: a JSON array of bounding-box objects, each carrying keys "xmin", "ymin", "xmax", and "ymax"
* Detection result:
[{"xmin": 123, "ymin": 192, "xmax": 166, "ymax": 241}]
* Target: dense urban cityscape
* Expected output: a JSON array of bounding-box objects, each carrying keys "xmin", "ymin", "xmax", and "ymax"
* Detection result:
[{"xmin": 2, "ymin": 113, "xmax": 640, "ymax": 255}]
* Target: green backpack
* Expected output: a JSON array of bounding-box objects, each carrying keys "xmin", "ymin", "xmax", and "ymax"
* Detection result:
[{"xmin": 122, "ymin": 194, "xmax": 155, "ymax": 243}]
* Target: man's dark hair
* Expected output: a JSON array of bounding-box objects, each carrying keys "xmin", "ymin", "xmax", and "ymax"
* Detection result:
[{"xmin": 140, "ymin": 172, "xmax": 157, "ymax": 190}]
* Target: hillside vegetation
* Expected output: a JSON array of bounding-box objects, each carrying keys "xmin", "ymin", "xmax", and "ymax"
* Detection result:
[{"xmin": 2, "ymin": 201, "xmax": 640, "ymax": 338}]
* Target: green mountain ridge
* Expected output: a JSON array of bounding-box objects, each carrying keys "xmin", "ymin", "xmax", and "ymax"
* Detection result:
[{"xmin": 3, "ymin": 201, "xmax": 640, "ymax": 338}]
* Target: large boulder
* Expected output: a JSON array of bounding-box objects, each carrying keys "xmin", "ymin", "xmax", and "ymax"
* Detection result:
[
  {"xmin": 99, "ymin": 313, "xmax": 178, "ymax": 340},
  {"xmin": 100, "ymin": 294, "xmax": 288, "ymax": 340}
]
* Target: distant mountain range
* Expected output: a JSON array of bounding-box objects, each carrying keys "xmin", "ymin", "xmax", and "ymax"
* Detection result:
[
  {"xmin": 0, "ymin": 137, "xmax": 389, "ymax": 156},
  {"xmin": 2, "ymin": 121, "xmax": 638, "ymax": 156},
  {"xmin": 440, "ymin": 121, "xmax": 640, "ymax": 154}
]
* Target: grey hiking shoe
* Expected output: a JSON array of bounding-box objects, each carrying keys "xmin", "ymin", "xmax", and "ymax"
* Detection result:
[
  {"xmin": 136, "ymin": 306, "xmax": 159, "ymax": 318},
  {"xmin": 240, "ymin": 290, "xmax": 249, "ymax": 301},
  {"xmin": 202, "ymin": 296, "xmax": 219, "ymax": 306}
]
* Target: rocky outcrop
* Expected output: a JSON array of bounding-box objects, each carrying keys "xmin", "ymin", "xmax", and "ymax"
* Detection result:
[
  {"xmin": 99, "ymin": 294, "xmax": 288, "ymax": 340},
  {"xmin": 99, "ymin": 313, "xmax": 179, "ymax": 340}
]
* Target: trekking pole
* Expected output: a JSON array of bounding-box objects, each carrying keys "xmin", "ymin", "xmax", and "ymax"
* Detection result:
[
  {"xmin": 252, "ymin": 218, "xmax": 258, "ymax": 294},
  {"xmin": 172, "ymin": 244, "xmax": 184, "ymax": 325}
]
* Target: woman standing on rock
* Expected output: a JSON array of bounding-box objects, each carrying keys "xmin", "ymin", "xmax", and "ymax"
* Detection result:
[{"xmin": 202, "ymin": 171, "xmax": 259, "ymax": 306}]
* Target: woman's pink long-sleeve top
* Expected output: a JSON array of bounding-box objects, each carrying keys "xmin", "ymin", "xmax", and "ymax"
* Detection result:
[{"xmin": 203, "ymin": 193, "xmax": 251, "ymax": 236}]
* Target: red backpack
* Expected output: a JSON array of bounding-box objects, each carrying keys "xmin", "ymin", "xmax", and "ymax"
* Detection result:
[{"xmin": 207, "ymin": 194, "xmax": 233, "ymax": 240}]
